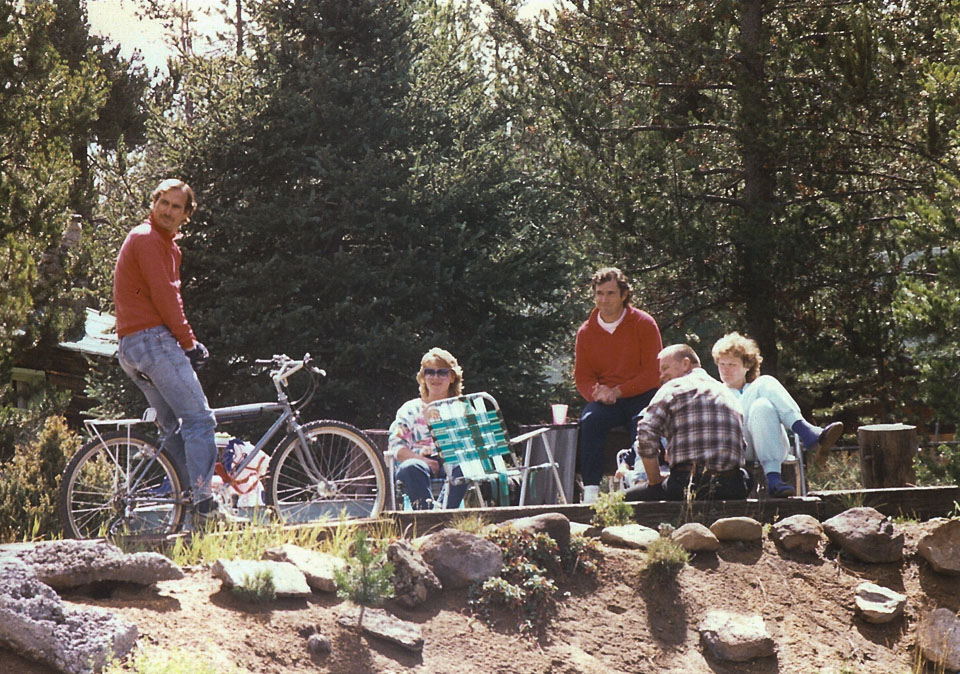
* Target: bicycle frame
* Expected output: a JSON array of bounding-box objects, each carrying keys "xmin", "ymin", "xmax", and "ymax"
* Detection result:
[{"xmin": 81, "ymin": 354, "xmax": 329, "ymax": 502}]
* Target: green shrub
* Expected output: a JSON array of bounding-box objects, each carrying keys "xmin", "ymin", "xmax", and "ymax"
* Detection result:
[
  {"xmin": 639, "ymin": 534, "xmax": 689, "ymax": 580},
  {"xmin": 591, "ymin": 489, "xmax": 633, "ymax": 527},
  {"xmin": 914, "ymin": 443, "xmax": 960, "ymax": 487},
  {"xmin": 0, "ymin": 415, "xmax": 79, "ymax": 541},
  {"xmin": 469, "ymin": 528, "xmax": 602, "ymax": 635},
  {"xmin": 232, "ymin": 569, "xmax": 276, "ymax": 604}
]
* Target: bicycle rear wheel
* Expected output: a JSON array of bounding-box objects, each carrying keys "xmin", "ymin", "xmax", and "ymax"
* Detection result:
[
  {"xmin": 58, "ymin": 430, "xmax": 188, "ymax": 539},
  {"xmin": 266, "ymin": 420, "xmax": 386, "ymax": 523}
]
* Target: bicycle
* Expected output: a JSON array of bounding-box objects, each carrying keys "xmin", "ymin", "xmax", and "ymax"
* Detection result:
[{"xmin": 58, "ymin": 354, "xmax": 387, "ymax": 539}]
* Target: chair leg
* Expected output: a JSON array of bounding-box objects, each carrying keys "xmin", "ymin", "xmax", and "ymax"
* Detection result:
[
  {"xmin": 794, "ymin": 434, "xmax": 808, "ymax": 497},
  {"xmin": 386, "ymin": 454, "xmax": 397, "ymax": 511},
  {"xmin": 538, "ymin": 434, "xmax": 568, "ymax": 504}
]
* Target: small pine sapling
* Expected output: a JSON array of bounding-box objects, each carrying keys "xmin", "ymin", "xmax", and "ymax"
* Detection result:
[{"xmin": 334, "ymin": 530, "xmax": 395, "ymax": 633}]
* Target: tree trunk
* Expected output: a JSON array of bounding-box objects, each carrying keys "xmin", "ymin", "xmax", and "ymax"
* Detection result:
[
  {"xmin": 736, "ymin": 0, "xmax": 780, "ymax": 376},
  {"xmin": 858, "ymin": 423, "xmax": 918, "ymax": 489}
]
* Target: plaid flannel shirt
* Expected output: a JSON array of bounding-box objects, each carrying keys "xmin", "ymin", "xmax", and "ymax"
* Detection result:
[{"xmin": 636, "ymin": 368, "xmax": 745, "ymax": 472}]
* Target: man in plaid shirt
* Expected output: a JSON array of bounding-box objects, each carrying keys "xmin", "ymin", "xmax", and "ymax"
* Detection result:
[{"xmin": 626, "ymin": 344, "xmax": 750, "ymax": 501}]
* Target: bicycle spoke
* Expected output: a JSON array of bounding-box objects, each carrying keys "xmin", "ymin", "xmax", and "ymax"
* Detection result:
[{"xmin": 269, "ymin": 421, "xmax": 385, "ymax": 522}]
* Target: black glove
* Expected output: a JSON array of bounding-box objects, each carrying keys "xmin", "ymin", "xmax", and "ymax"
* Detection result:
[{"xmin": 186, "ymin": 342, "xmax": 210, "ymax": 370}]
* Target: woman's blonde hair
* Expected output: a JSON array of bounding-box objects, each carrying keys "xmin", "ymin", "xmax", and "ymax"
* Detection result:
[
  {"xmin": 711, "ymin": 332, "xmax": 763, "ymax": 383},
  {"xmin": 417, "ymin": 347, "xmax": 463, "ymax": 399}
]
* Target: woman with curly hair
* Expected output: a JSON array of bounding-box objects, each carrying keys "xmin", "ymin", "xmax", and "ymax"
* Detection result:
[
  {"xmin": 387, "ymin": 347, "xmax": 468, "ymax": 509},
  {"xmin": 712, "ymin": 332, "xmax": 843, "ymax": 497}
]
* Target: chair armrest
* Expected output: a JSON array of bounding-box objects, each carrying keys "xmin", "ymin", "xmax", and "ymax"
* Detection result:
[{"xmin": 510, "ymin": 426, "xmax": 550, "ymax": 445}]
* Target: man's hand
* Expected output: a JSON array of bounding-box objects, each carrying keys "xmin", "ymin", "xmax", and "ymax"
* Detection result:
[
  {"xmin": 185, "ymin": 342, "xmax": 210, "ymax": 370},
  {"xmin": 592, "ymin": 383, "xmax": 620, "ymax": 405}
]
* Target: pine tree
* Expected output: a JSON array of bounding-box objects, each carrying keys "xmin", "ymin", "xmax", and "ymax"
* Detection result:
[
  {"xmin": 134, "ymin": 0, "xmax": 576, "ymax": 426},
  {"xmin": 487, "ymin": 0, "xmax": 960, "ymax": 419}
]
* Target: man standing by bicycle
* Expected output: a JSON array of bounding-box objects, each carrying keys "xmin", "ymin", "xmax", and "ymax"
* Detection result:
[{"xmin": 114, "ymin": 178, "xmax": 231, "ymax": 524}]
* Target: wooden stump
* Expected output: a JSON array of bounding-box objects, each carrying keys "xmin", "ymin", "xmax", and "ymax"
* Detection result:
[{"xmin": 857, "ymin": 423, "xmax": 918, "ymax": 489}]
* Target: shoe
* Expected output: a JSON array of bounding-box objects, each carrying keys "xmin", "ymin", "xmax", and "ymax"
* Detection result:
[
  {"xmin": 192, "ymin": 499, "xmax": 249, "ymax": 528},
  {"xmin": 767, "ymin": 482, "xmax": 796, "ymax": 498},
  {"xmin": 811, "ymin": 422, "xmax": 844, "ymax": 464}
]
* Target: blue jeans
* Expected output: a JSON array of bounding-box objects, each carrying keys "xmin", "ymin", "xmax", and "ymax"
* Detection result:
[
  {"xmin": 579, "ymin": 388, "xmax": 657, "ymax": 487},
  {"xmin": 118, "ymin": 326, "xmax": 217, "ymax": 504},
  {"xmin": 396, "ymin": 458, "xmax": 467, "ymax": 510}
]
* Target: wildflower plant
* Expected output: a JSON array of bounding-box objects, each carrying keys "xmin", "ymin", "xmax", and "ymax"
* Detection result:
[
  {"xmin": 469, "ymin": 527, "xmax": 602, "ymax": 635},
  {"xmin": 590, "ymin": 489, "xmax": 633, "ymax": 528}
]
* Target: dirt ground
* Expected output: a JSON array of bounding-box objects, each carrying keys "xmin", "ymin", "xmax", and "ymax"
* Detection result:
[{"xmin": 2, "ymin": 520, "xmax": 959, "ymax": 674}]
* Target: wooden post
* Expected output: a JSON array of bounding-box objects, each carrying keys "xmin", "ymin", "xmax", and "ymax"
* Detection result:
[{"xmin": 857, "ymin": 423, "xmax": 918, "ymax": 489}]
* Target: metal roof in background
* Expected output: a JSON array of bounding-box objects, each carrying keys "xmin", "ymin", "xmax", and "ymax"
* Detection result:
[{"xmin": 59, "ymin": 308, "xmax": 118, "ymax": 358}]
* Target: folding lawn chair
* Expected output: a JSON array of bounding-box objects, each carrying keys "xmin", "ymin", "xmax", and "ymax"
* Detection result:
[{"xmin": 423, "ymin": 392, "xmax": 568, "ymax": 508}]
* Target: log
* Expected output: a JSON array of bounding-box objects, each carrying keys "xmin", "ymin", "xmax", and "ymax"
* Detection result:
[{"xmin": 857, "ymin": 423, "xmax": 918, "ymax": 489}]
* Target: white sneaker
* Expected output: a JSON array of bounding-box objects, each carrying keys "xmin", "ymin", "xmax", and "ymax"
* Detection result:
[{"xmin": 582, "ymin": 485, "xmax": 600, "ymax": 504}]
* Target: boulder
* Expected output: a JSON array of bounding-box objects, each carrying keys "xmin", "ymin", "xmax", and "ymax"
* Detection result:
[
  {"xmin": 855, "ymin": 582, "xmax": 907, "ymax": 624},
  {"xmin": 500, "ymin": 512, "xmax": 571, "ymax": 553},
  {"xmin": 918, "ymin": 608, "xmax": 960, "ymax": 672},
  {"xmin": 600, "ymin": 524, "xmax": 659, "ymax": 549},
  {"xmin": 0, "ymin": 559, "xmax": 138, "ymax": 674},
  {"xmin": 387, "ymin": 540, "xmax": 442, "ymax": 608},
  {"xmin": 710, "ymin": 517, "xmax": 763, "ymax": 542},
  {"xmin": 212, "ymin": 559, "xmax": 311, "ymax": 598},
  {"xmin": 570, "ymin": 522, "xmax": 600, "ymax": 538},
  {"xmin": 917, "ymin": 518, "xmax": 960, "ymax": 575},
  {"xmin": 0, "ymin": 539, "xmax": 183, "ymax": 590},
  {"xmin": 306, "ymin": 632, "xmax": 331, "ymax": 655},
  {"xmin": 699, "ymin": 610, "xmax": 776, "ymax": 662},
  {"xmin": 418, "ymin": 529, "xmax": 502, "ymax": 590},
  {"xmin": 672, "ymin": 523, "xmax": 720, "ymax": 552},
  {"xmin": 262, "ymin": 544, "xmax": 345, "ymax": 592},
  {"xmin": 337, "ymin": 605, "xmax": 424, "ymax": 652},
  {"xmin": 822, "ymin": 508, "xmax": 903, "ymax": 563},
  {"xmin": 770, "ymin": 514, "xmax": 823, "ymax": 553}
]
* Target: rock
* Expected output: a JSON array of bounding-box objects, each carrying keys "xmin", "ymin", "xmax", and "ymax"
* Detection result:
[
  {"xmin": 418, "ymin": 529, "xmax": 502, "ymax": 590},
  {"xmin": 918, "ymin": 608, "xmax": 960, "ymax": 672},
  {"xmin": 0, "ymin": 559, "xmax": 138, "ymax": 674},
  {"xmin": 699, "ymin": 610, "xmax": 776, "ymax": 662},
  {"xmin": 387, "ymin": 540, "xmax": 441, "ymax": 608},
  {"xmin": 855, "ymin": 582, "xmax": 907, "ymax": 624},
  {"xmin": 599, "ymin": 524, "xmax": 659, "ymax": 549},
  {"xmin": 770, "ymin": 514, "xmax": 823, "ymax": 552},
  {"xmin": 710, "ymin": 517, "xmax": 762, "ymax": 542},
  {"xmin": 0, "ymin": 539, "xmax": 183, "ymax": 590},
  {"xmin": 337, "ymin": 605, "xmax": 424, "ymax": 652},
  {"xmin": 306, "ymin": 632, "xmax": 331, "ymax": 655},
  {"xmin": 917, "ymin": 518, "xmax": 960, "ymax": 575},
  {"xmin": 822, "ymin": 508, "xmax": 903, "ymax": 563},
  {"xmin": 212, "ymin": 559, "xmax": 312, "ymax": 598},
  {"xmin": 570, "ymin": 522, "xmax": 600, "ymax": 538},
  {"xmin": 262, "ymin": 544, "xmax": 345, "ymax": 592},
  {"xmin": 672, "ymin": 523, "xmax": 720, "ymax": 552},
  {"xmin": 500, "ymin": 512, "xmax": 571, "ymax": 553}
]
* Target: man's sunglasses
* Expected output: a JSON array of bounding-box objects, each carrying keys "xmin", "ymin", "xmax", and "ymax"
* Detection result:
[{"xmin": 423, "ymin": 368, "xmax": 451, "ymax": 377}]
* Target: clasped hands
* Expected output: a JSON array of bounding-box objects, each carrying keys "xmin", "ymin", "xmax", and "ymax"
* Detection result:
[{"xmin": 591, "ymin": 383, "xmax": 621, "ymax": 405}]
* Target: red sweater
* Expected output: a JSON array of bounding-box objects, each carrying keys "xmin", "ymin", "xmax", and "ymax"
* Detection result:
[
  {"xmin": 113, "ymin": 216, "xmax": 196, "ymax": 349},
  {"xmin": 574, "ymin": 306, "xmax": 662, "ymax": 402}
]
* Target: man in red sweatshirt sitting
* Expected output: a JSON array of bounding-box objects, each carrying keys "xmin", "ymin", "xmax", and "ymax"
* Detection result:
[
  {"xmin": 574, "ymin": 267, "xmax": 662, "ymax": 503},
  {"xmin": 114, "ymin": 178, "xmax": 236, "ymax": 525}
]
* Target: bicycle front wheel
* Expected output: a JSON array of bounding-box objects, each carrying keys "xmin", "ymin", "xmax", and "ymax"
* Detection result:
[
  {"xmin": 266, "ymin": 420, "xmax": 386, "ymax": 523},
  {"xmin": 58, "ymin": 430, "xmax": 188, "ymax": 539}
]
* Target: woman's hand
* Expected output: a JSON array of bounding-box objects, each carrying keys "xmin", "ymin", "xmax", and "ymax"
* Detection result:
[{"xmin": 422, "ymin": 455, "xmax": 440, "ymax": 475}]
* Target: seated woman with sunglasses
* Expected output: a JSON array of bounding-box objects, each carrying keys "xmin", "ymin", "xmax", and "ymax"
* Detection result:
[{"xmin": 388, "ymin": 347, "xmax": 468, "ymax": 510}]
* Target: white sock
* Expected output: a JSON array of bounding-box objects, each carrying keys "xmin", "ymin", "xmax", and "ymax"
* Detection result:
[{"xmin": 583, "ymin": 485, "xmax": 600, "ymax": 504}]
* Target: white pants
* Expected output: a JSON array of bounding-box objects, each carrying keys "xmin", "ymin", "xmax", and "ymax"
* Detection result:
[{"xmin": 740, "ymin": 375, "xmax": 804, "ymax": 474}]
